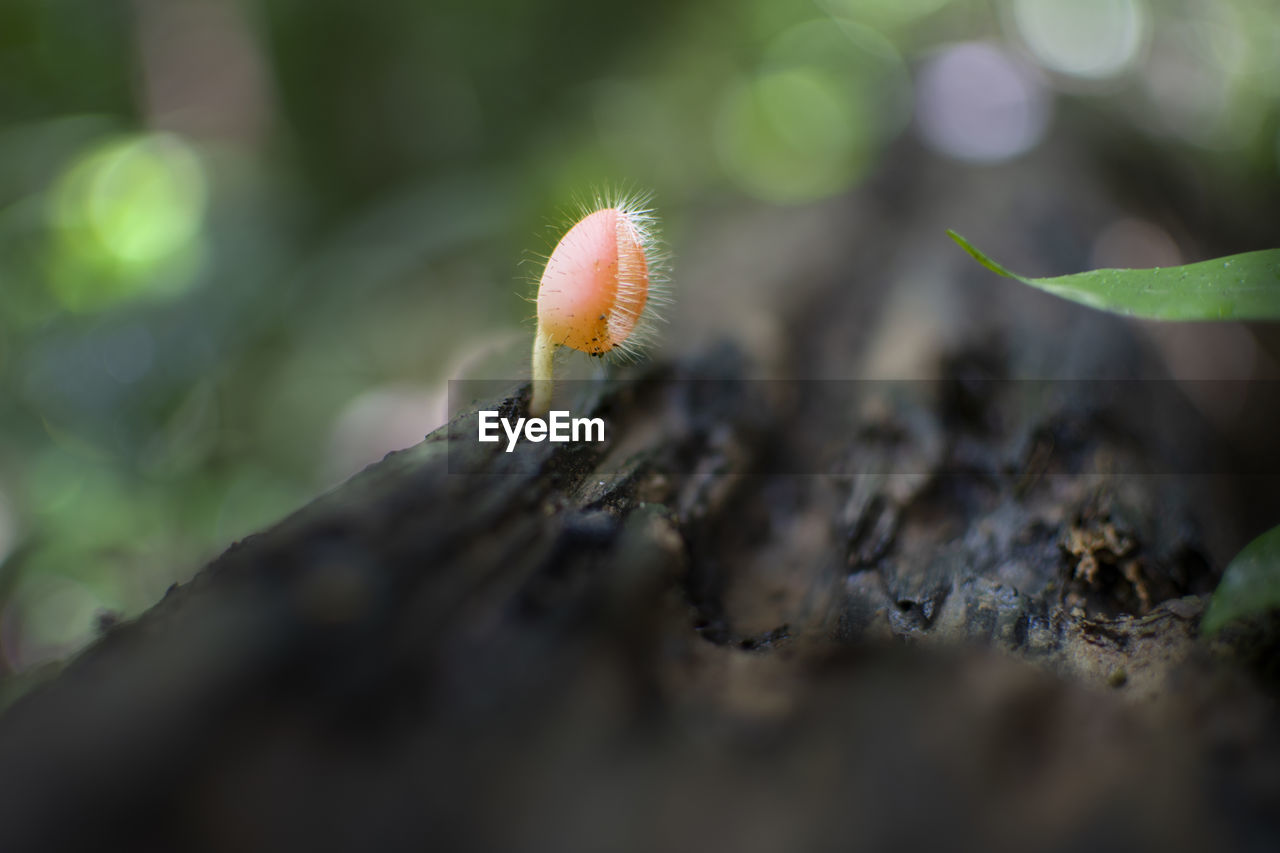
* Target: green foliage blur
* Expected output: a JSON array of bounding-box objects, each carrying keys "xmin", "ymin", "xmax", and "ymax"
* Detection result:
[{"xmin": 1, "ymin": 0, "xmax": 1279, "ymax": 675}]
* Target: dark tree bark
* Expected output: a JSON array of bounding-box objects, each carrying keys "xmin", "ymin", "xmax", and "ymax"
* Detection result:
[{"xmin": 2, "ymin": 132, "xmax": 1279, "ymax": 853}]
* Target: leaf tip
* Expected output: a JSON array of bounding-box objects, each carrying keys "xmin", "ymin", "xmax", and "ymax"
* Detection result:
[{"xmin": 947, "ymin": 230, "xmax": 1014, "ymax": 278}]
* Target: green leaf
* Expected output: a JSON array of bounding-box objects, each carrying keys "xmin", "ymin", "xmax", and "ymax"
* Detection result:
[
  {"xmin": 1203, "ymin": 524, "xmax": 1280, "ymax": 635},
  {"xmin": 947, "ymin": 230, "xmax": 1280, "ymax": 321}
]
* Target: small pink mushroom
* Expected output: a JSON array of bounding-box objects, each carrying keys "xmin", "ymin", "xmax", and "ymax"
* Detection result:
[{"xmin": 530, "ymin": 195, "xmax": 664, "ymax": 415}]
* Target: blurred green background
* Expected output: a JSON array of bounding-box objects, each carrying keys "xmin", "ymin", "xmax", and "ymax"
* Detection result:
[{"xmin": 1, "ymin": 0, "xmax": 1279, "ymax": 674}]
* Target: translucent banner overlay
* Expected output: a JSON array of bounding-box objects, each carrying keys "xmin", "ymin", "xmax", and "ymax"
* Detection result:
[{"xmin": 446, "ymin": 379, "xmax": 1280, "ymax": 476}]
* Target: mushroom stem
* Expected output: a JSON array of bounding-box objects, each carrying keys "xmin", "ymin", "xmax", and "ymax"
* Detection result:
[{"xmin": 530, "ymin": 326, "xmax": 555, "ymax": 416}]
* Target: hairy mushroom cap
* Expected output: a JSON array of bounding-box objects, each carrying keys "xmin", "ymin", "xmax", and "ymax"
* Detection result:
[
  {"xmin": 536, "ymin": 206, "xmax": 650, "ymax": 356},
  {"xmin": 529, "ymin": 192, "xmax": 665, "ymax": 416}
]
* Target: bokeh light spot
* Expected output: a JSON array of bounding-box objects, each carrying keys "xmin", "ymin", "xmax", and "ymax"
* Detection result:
[
  {"xmin": 765, "ymin": 19, "xmax": 913, "ymax": 144},
  {"xmin": 714, "ymin": 17, "xmax": 907, "ymax": 203},
  {"xmin": 1012, "ymin": 0, "xmax": 1147, "ymax": 80},
  {"xmin": 326, "ymin": 385, "xmax": 441, "ymax": 483},
  {"xmin": 1138, "ymin": 7, "xmax": 1259, "ymax": 150},
  {"xmin": 915, "ymin": 42, "xmax": 1050, "ymax": 163},
  {"xmin": 47, "ymin": 132, "xmax": 207, "ymax": 312},
  {"xmin": 715, "ymin": 66, "xmax": 869, "ymax": 203}
]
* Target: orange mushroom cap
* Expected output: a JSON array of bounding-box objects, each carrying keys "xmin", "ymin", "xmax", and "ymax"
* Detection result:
[{"xmin": 536, "ymin": 207, "xmax": 650, "ymax": 356}]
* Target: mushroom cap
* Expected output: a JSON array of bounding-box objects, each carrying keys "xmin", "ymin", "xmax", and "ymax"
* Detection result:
[{"xmin": 536, "ymin": 207, "xmax": 649, "ymax": 355}]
